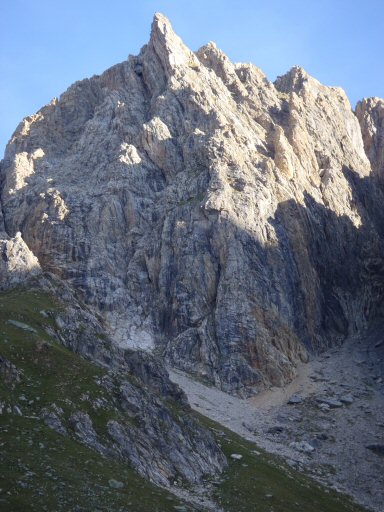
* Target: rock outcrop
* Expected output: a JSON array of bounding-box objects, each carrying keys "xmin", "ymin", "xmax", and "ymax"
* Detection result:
[
  {"xmin": 356, "ymin": 97, "xmax": 384, "ymax": 178},
  {"xmin": 1, "ymin": 13, "xmax": 384, "ymax": 395},
  {"xmin": 0, "ymin": 231, "xmax": 41, "ymax": 289}
]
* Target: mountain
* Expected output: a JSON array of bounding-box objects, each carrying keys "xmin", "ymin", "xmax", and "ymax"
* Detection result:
[
  {"xmin": 2, "ymin": 14, "xmax": 384, "ymax": 396},
  {"xmin": 1, "ymin": 12, "xmax": 383, "ymax": 511}
]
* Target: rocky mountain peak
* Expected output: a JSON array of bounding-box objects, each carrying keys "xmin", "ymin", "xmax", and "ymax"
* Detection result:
[
  {"xmin": 1, "ymin": 13, "xmax": 384, "ymax": 397},
  {"xmin": 147, "ymin": 12, "xmax": 200, "ymax": 77}
]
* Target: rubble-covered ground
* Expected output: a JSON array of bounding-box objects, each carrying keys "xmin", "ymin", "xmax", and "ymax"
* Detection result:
[{"xmin": 170, "ymin": 325, "xmax": 384, "ymax": 512}]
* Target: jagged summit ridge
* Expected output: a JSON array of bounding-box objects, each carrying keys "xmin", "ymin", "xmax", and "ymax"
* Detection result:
[{"xmin": 1, "ymin": 14, "xmax": 384, "ymax": 395}]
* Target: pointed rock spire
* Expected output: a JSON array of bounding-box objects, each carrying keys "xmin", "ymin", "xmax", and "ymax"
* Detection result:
[
  {"xmin": 274, "ymin": 65, "xmax": 311, "ymax": 94},
  {"xmin": 148, "ymin": 13, "xmax": 199, "ymax": 74}
]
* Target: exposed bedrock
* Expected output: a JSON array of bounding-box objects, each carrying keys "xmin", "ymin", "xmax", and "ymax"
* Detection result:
[{"xmin": 1, "ymin": 13, "xmax": 384, "ymax": 395}]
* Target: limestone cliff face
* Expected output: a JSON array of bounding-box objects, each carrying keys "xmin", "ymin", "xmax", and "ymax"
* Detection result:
[{"xmin": 2, "ymin": 13, "xmax": 384, "ymax": 395}]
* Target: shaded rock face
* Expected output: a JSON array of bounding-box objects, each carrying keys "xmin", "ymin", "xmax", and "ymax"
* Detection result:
[{"xmin": 1, "ymin": 13, "xmax": 384, "ymax": 395}]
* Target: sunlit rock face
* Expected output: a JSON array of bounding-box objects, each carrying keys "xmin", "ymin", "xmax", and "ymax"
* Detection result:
[
  {"xmin": 0, "ymin": 231, "xmax": 41, "ymax": 290},
  {"xmin": 2, "ymin": 13, "xmax": 384, "ymax": 395},
  {"xmin": 356, "ymin": 97, "xmax": 384, "ymax": 178}
]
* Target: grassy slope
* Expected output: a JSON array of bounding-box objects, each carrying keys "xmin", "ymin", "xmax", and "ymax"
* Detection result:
[
  {"xmin": 0, "ymin": 288, "xmax": 370, "ymax": 512},
  {"xmin": 0, "ymin": 288, "xmax": 195, "ymax": 511}
]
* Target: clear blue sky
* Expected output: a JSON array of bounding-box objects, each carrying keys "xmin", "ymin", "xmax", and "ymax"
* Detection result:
[{"xmin": 1, "ymin": 0, "xmax": 383, "ymax": 157}]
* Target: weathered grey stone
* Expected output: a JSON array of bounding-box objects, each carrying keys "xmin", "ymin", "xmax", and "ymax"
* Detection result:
[
  {"xmin": 41, "ymin": 407, "xmax": 68, "ymax": 436},
  {"xmin": 0, "ymin": 355, "xmax": 22, "ymax": 387},
  {"xmin": 289, "ymin": 441, "xmax": 315, "ymax": 453},
  {"xmin": 339, "ymin": 394, "xmax": 354, "ymax": 405},
  {"xmin": 107, "ymin": 404, "xmax": 226, "ymax": 487},
  {"xmin": 317, "ymin": 397, "xmax": 343, "ymax": 408},
  {"xmin": 13, "ymin": 405, "xmax": 23, "ymax": 416},
  {"xmin": 7, "ymin": 319, "xmax": 37, "ymax": 333},
  {"xmin": 288, "ymin": 395, "xmax": 303, "ymax": 405},
  {"xmin": 108, "ymin": 479, "xmax": 124, "ymax": 489},
  {"xmin": 69, "ymin": 411, "xmax": 107, "ymax": 454}
]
